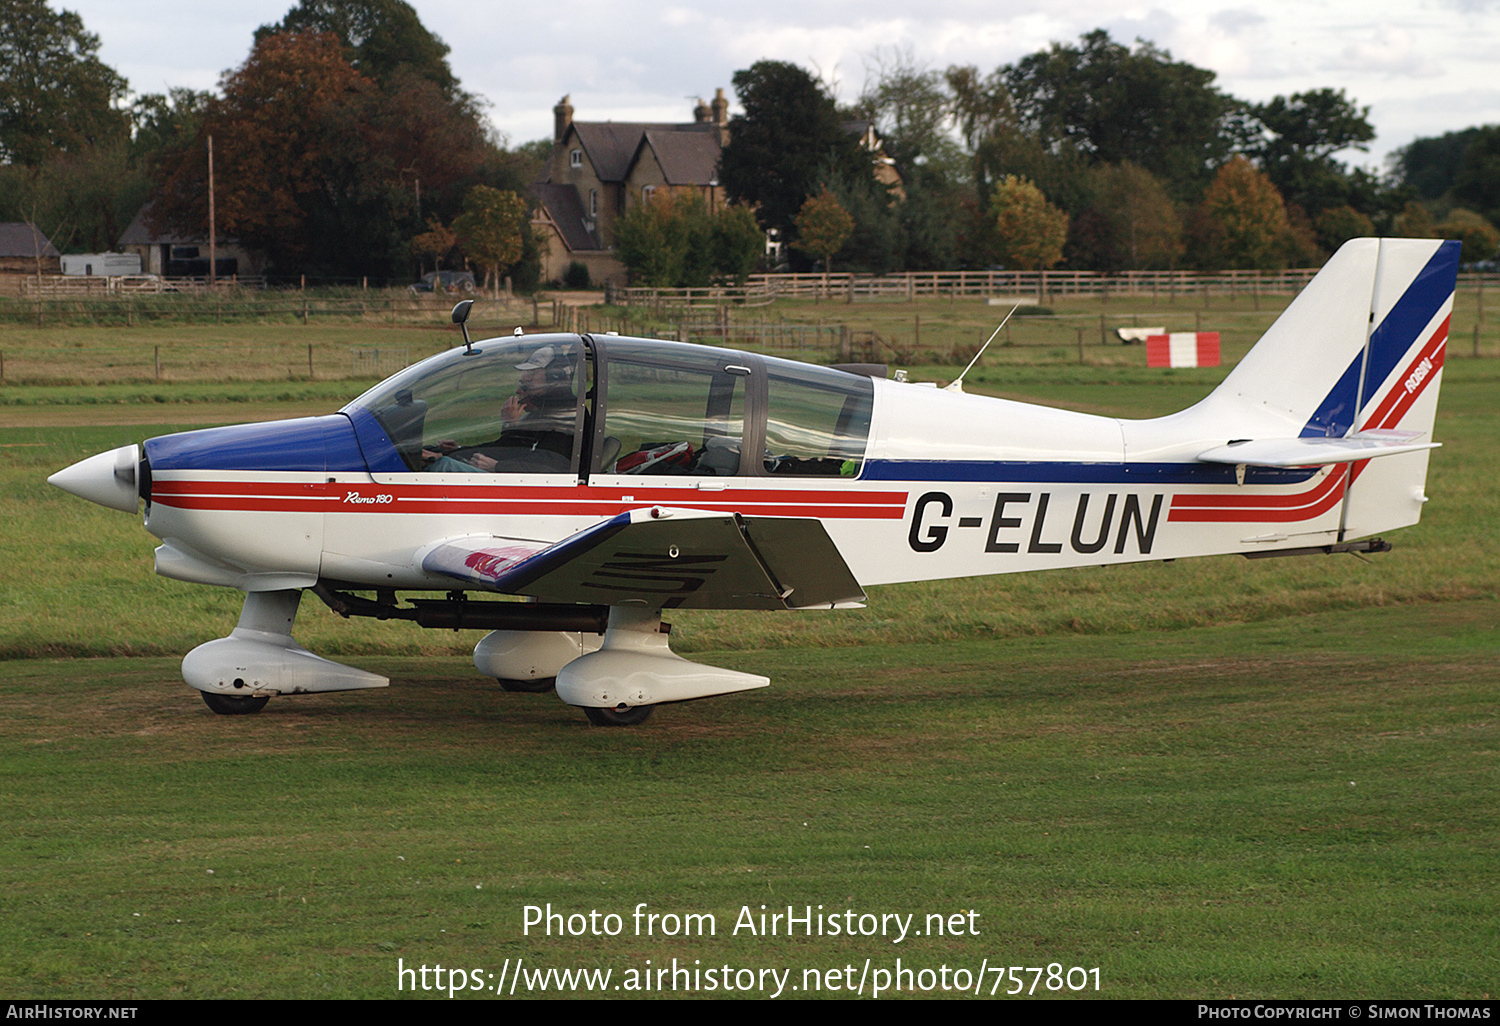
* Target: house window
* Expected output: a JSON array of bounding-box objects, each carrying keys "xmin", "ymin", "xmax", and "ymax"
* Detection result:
[
  {"xmin": 642, "ymin": 185, "xmax": 655, "ymax": 204},
  {"xmin": 589, "ymin": 189, "xmax": 598, "ymax": 218},
  {"xmin": 569, "ymin": 149, "xmax": 582, "ymax": 168}
]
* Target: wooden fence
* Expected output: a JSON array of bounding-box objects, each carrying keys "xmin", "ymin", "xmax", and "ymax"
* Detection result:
[{"xmin": 611, "ymin": 268, "xmax": 1500, "ymax": 307}]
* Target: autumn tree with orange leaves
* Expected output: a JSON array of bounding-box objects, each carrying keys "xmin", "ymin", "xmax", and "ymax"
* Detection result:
[{"xmin": 149, "ymin": 24, "xmax": 503, "ymax": 280}]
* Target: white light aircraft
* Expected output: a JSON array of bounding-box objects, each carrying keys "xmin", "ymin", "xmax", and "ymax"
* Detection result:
[{"xmin": 50, "ymin": 238, "xmax": 1458, "ymax": 724}]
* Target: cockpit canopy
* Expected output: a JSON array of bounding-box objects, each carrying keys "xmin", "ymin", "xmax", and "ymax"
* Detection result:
[{"xmin": 346, "ymin": 336, "xmax": 874, "ymax": 479}]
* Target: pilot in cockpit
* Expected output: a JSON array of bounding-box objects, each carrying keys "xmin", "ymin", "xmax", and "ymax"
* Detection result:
[{"xmin": 423, "ymin": 345, "xmax": 577, "ymax": 472}]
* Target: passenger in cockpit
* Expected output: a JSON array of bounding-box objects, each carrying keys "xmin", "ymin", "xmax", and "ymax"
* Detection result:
[{"xmin": 424, "ymin": 345, "xmax": 577, "ymax": 472}]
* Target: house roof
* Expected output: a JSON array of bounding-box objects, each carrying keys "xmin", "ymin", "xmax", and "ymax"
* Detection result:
[
  {"xmin": 570, "ymin": 121, "xmax": 719, "ymax": 183},
  {"xmin": 637, "ymin": 129, "xmax": 722, "ymax": 186},
  {"xmin": 117, "ymin": 203, "xmax": 197, "ymax": 247},
  {"xmin": 530, "ymin": 183, "xmax": 603, "ymax": 252},
  {"xmin": 0, "ymin": 222, "xmax": 60, "ymax": 258}
]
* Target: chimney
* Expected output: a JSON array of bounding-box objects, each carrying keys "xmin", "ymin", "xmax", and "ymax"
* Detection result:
[
  {"xmin": 553, "ymin": 95, "xmax": 574, "ymax": 142},
  {"xmin": 711, "ymin": 87, "xmax": 729, "ymax": 126},
  {"xmin": 693, "ymin": 97, "xmax": 712, "ymax": 123}
]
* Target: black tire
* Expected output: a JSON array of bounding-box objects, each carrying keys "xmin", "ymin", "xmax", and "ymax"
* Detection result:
[
  {"xmin": 498, "ymin": 676, "xmax": 556, "ymax": 693},
  {"xmin": 583, "ymin": 704, "xmax": 654, "ymax": 726},
  {"xmin": 200, "ymin": 691, "xmax": 269, "ymax": 715}
]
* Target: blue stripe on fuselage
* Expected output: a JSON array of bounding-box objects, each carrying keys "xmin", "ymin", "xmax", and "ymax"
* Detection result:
[{"xmin": 858, "ymin": 460, "xmax": 1317, "ymax": 486}]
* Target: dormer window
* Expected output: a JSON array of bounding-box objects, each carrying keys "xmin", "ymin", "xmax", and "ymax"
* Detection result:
[
  {"xmin": 569, "ymin": 149, "xmax": 582, "ymax": 168},
  {"xmin": 642, "ymin": 185, "xmax": 655, "ymax": 204}
]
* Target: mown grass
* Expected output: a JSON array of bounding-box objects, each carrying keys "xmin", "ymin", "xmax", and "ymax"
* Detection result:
[{"xmin": 0, "ymin": 602, "xmax": 1495, "ymax": 998}]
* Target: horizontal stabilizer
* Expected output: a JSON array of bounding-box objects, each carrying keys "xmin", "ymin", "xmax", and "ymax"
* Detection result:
[
  {"xmin": 1197, "ymin": 430, "xmax": 1438, "ymax": 468},
  {"xmin": 422, "ymin": 508, "xmax": 865, "ymax": 611}
]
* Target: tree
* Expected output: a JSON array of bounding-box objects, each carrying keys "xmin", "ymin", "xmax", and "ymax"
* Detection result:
[
  {"xmin": 1068, "ymin": 162, "xmax": 1182, "ymax": 270},
  {"xmin": 1192, "ymin": 156, "xmax": 1292, "ymax": 269},
  {"xmin": 1436, "ymin": 208, "xmax": 1500, "ymax": 261},
  {"xmin": 1392, "ymin": 201, "xmax": 1438, "ymax": 239},
  {"xmin": 150, "ymin": 16, "xmax": 498, "ymax": 280},
  {"xmin": 1003, "ymin": 30, "xmax": 1242, "ymax": 200},
  {"xmin": 1393, "ymin": 127, "xmax": 1483, "ymax": 201},
  {"xmin": 0, "ymin": 0, "xmax": 128, "ymax": 165},
  {"xmin": 990, "ymin": 176, "xmax": 1068, "ymax": 270},
  {"xmin": 718, "ymin": 61, "xmax": 868, "ymax": 244},
  {"xmin": 793, "ymin": 189, "xmax": 855, "ymax": 273},
  {"xmin": 854, "ymin": 48, "xmax": 964, "ymax": 183},
  {"xmin": 711, "ymin": 204, "xmax": 765, "ymax": 283},
  {"xmin": 1450, "ymin": 126, "xmax": 1500, "ymax": 227},
  {"xmin": 613, "ymin": 193, "xmax": 762, "ymax": 287},
  {"xmin": 256, "ymin": 0, "xmax": 459, "ymax": 97},
  {"xmin": 151, "ymin": 32, "xmax": 373, "ymax": 272},
  {"xmin": 1314, "ymin": 205, "xmax": 1375, "ymax": 252},
  {"xmin": 411, "ymin": 216, "xmax": 455, "ymax": 273},
  {"xmin": 1249, "ymin": 88, "xmax": 1376, "ymax": 215},
  {"xmin": 452, "ymin": 185, "xmax": 528, "ymax": 294}
]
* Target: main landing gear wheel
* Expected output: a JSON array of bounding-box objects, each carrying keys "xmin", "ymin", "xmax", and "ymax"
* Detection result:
[
  {"xmin": 582, "ymin": 704, "xmax": 655, "ymax": 726},
  {"xmin": 200, "ymin": 692, "xmax": 270, "ymax": 715},
  {"xmin": 497, "ymin": 676, "xmax": 556, "ymax": 693}
]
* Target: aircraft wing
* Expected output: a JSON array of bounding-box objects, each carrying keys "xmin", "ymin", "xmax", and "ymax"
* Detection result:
[
  {"xmin": 420, "ymin": 507, "xmax": 866, "ymax": 611},
  {"xmin": 1196, "ymin": 430, "xmax": 1438, "ymax": 468}
]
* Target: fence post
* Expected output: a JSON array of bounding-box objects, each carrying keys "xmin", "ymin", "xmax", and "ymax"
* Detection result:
[
  {"xmin": 1099, "ymin": 313, "xmax": 1106, "ymax": 346},
  {"xmin": 308, "ymin": 343, "xmax": 314, "ymax": 378},
  {"xmin": 154, "ymin": 345, "xmax": 161, "ymax": 382},
  {"xmin": 1076, "ymin": 327, "xmax": 1085, "ymax": 365},
  {"xmin": 1475, "ymin": 323, "xmax": 1481, "ymax": 358}
]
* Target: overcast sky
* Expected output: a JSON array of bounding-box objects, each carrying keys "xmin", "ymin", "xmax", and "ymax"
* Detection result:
[{"xmin": 64, "ymin": 0, "xmax": 1500, "ymax": 171}]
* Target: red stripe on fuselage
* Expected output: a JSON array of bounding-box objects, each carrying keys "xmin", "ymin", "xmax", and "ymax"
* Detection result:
[
  {"xmin": 1167, "ymin": 466, "xmax": 1347, "ymax": 523},
  {"xmin": 148, "ymin": 480, "xmax": 911, "ymax": 520}
]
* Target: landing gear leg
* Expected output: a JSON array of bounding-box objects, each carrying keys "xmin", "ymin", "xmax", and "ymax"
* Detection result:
[
  {"xmin": 556, "ymin": 607, "xmax": 769, "ymax": 725},
  {"xmin": 184, "ymin": 589, "xmax": 388, "ymax": 712}
]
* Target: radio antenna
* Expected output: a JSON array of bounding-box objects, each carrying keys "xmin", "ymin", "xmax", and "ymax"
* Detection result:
[{"xmin": 945, "ymin": 304, "xmax": 1019, "ymax": 393}]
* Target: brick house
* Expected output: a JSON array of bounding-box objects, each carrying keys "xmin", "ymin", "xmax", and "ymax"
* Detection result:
[
  {"xmin": 531, "ymin": 91, "xmax": 731, "ymax": 285},
  {"xmin": 529, "ymin": 91, "xmax": 902, "ymax": 285}
]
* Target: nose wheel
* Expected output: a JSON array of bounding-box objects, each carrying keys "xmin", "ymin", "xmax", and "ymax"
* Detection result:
[{"xmin": 200, "ymin": 692, "xmax": 269, "ymax": 715}]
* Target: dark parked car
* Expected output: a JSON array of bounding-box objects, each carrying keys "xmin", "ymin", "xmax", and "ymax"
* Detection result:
[{"xmin": 408, "ymin": 270, "xmax": 476, "ymax": 294}]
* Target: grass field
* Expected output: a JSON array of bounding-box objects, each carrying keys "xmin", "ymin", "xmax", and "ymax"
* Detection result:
[{"xmin": 0, "ymin": 300, "xmax": 1496, "ymax": 999}]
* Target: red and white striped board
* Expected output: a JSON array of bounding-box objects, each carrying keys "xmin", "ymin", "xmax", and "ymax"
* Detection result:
[{"xmin": 1146, "ymin": 332, "xmax": 1220, "ymax": 368}]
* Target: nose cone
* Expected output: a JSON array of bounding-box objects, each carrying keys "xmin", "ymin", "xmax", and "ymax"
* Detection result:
[{"xmin": 49, "ymin": 443, "xmax": 141, "ymax": 513}]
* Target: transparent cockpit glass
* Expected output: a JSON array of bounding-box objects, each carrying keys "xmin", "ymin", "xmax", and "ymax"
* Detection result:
[
  {"xmin": 762, "ymin": 362, "xmax": 873, "ymax": 476},
  {"xmin": 599, "ymin": 343, "xmax": 746, "ymax": 476},
  {"xmin": 349, "ymin": 339, "xmax": 584, "ymax": 474}
]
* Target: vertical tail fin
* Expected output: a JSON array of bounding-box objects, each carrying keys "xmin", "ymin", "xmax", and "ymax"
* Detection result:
[
  {"xmin": 1197, "ymin": 237, "xmax": 1460, "ymax": 538},
  {"xmin": 1336, "ymin": 239, "xmax": 1460, "ymax": 537}
]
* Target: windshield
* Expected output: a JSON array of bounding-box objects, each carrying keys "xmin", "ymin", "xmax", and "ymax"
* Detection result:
[{"xmin": 347, "ymin": 338, "xmax": 585, "ymax": 473}]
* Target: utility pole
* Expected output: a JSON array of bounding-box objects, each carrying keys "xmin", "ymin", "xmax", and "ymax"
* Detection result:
[{"xmin": 208, "ymin": 135, "xmax": 217, "ymax": 286}]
